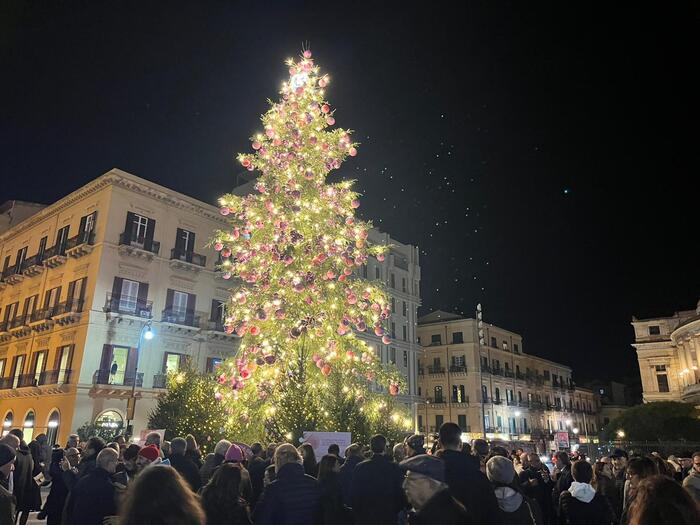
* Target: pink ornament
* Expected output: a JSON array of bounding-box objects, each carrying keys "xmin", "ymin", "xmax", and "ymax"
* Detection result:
[
  {"xmin": 221, "ymin": 248, "xmax": 231, "ymax": 258},
  {"xmin": 283, "ymin": 255, "xmax": 294, "ymax": 266},
  {"xmin": 252, "ymin": 141, "xmax": 261, "ymax": 150},
  {"xmin": 214, "ymin": 391, "xmax": 223, "ymax": 401},
  {"xmin": 389, "ymin": 383, "xmax": 399, "ymax": 396},
  {"xmin": 347, "ymin": 293, "xmax": 357, "ymax": 304},
  {"xmin": 265, "ymin": 128, "xmax": 275, "ymax": 138},
  {"xmin": 240, "ymin": 368, "xmax": 251, "ymax": 380},
  {"xmin": 275, "ymin": 309, "xmax": 286, "ymax": 319},
  {"xmin": 214, "ymin": 242, "xmax": 223, "ymax": 251},
  {"xmin": 356, "ymin": 321, "xmax": 366, "ymax": 331},
  {"xmin": 382, "ymin": 335, "xmax": 391, "ymax": 344},
  {"xmin": 346, "ymin": 351, "xmax": 355, "ymax": 359},
  {"xmin": 224, "ymin": 324, "xmax": 234, "ymax": 334},
  {"xmin": 349, "ymin": 147, "xmax": 358, "ymax": 157},
  {"xmin": 237, "ymin": 294, "xmax": 247, "ymax": 305},
  {"xmin": 220, "ymin": 207, "xmax": 230, "ymax": 216},
  {"xmin": 316, "ymin": 359, "xmax": 325, "ymax": 369},
  {"xmin": 303, "ymin": 50, "xmax": 312, "ymax": 58},
  {"xmin": 222, "ymin": 272, "xmax": 232, "ymax": 280},
  {"xmin": 351, "ymin": 199, "xmax": 360, "ymax": 208},
  {"xmin": 326, "ymin": 117, "xmax": 335, "ymax": 125},
  {"xmin": 249, "ymin": 326, "xmax": 260, "ymax": 336},
  {"xmin": 312, "ymin": 354, "xmax": 320, "ymax": 362},
  {"xmin": 318, "ymin": 78, "xmax": 327, "ymax": 88},
  {"xmin": 321, "ymin": 104, "xmax": 330, "ymax": 114},
  {"xmin": 241, "ymin": 158, "xmax": 251, "ymax": 168},
  {"xmin": 321, "ymin": 364, "xmax": 331, "ymax": 376},
  {"xmin": 374, "ymin": 326, "xmax": 384, "ymax": 336},
  {"xmin": 377, "ymin": 254, "xmax": 385, "ymax": 262},
  {"xmin": 325, "ymin": 270, "xmax": 336, "ymax": 280}
]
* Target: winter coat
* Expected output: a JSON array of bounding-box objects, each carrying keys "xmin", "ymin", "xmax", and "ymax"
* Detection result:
[
  {"xmin": 682, "ymin": 469, "xmax": 700, "ymax": 503},
  {"xmin": 200, "ymin": 452, "xmax": 225, "ymax": 485},
  {"xmin": 253, "ymin": 462, "xmax": 321, "ymax": 525},
  {"xmin": 318, "ymin": 472, "xmax": 351, "ymax": 525},
  {"xmin": 248, "ymin": 456, "xmax": 270, "ymax": 507},
  {"xmin": 552, "ymin": 464, "xmax": 573, "ymax": 513},
  {"xmin": 43, "ymin": 461, "xmax": 69, "ymax": 522},
  {"xmin": 408, "ymin": 488, "xmax": 473, "ymax": 525},
  {"xmin": 77, "ymin": 455, "xmax": 97, "ymax": 479},
  {"xmin": 519, "ymin": 465, "xmax": 553, "ymax": 521},
  {"xmin": 202, "ymin": 495, "xmax": 252, "ymax": 525},
  {"xmin": 338, "ymin": 454, "xmax": 362, "ymax": 507},
  {"xmin": 559, "ymin": 485, "xmax": 614, "ymax": 525},
  {"xmin": 493, "ymin": 486, "xmax": 543, "ymax": 525},
  {"xmin": 13, "ymin": 443, "xmax": 42, "ymax": 511},
  {"xmin": 0, "ymin": 483, "xmax": 15, "ymax": 525},
  {"xmin": 351, "ymin": 454, "xmax": 405, "ymax": 525},
  {"xmin": 64, "ymin": 467, "xmax": 117, "ymax": 525},
  {"xmin": 185, "ymin": 448, "xmax": 203, "ymax": 469},
  {"xmin": 169, "ymin": 453, "xmax": 203, "ymax": 492},
  {"xmin": 595, "ymin": 473, "xmax": 621, "ymax": 520},
  {"xmin": 441, "ymin": 449, "xmax": 500, "ymax": 525}
]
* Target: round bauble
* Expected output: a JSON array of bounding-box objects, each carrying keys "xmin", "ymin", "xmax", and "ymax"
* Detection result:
[
  {"xmin": 220, "ymin": 206, "xmax": 230, "ymax": 216},
  {"xmin": 321, "ymin": 364, "xmax": 331, "ymax": 376}
]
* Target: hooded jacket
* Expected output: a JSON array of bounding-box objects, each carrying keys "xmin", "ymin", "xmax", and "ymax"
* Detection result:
[
  {"xmin": 559, "ymin": 483, "xmax": 614, "ymax": 525},
  {"xmin": 683, "ymin": 469, "xmax": 700, "ymax": 503},
  {"xmin": 492, "ymin": 486, "xmax": 543, "ymax": 525},
  {"xmin": 442, "ymin": 449, "xmax": 500, "ymax": 525}
]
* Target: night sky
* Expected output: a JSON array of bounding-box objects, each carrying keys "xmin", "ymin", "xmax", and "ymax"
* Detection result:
[{"xmin": 1, "ymin": 2, "xmax": 698, "ymax": 383}]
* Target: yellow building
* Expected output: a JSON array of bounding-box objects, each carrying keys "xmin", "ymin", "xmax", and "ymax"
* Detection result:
[{"xmin": 0, "ymin": 169, "xmax": 238, "ymax": 445}]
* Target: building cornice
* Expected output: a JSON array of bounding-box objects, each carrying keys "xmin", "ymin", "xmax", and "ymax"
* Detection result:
[{"xmin": 0, "ymin": 168, "xmax": 227, "ymax": 243}]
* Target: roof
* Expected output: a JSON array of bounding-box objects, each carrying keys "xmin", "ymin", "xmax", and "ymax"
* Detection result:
[{"xmin": 418, "ymin": 310, "xmax": 466, "ymax": 324}]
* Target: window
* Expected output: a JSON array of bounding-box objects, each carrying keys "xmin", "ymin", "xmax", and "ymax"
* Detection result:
[
  {"xmin": 513, "ymin": 343, "xmax": 519, "ymax": 353},
  {"xmin": 175, "ymin": 228, "xmax": 196, "ymax": 254},
  {"xmin": 509, "ymin": 417, "xmax": 516, "ymax": 434},
  {"xmin": 390, "ymin": 273, "xmax": 395, "ymax": 288},
  {"xmin": 165, "ymin": 289, "xmax": 196, "ymax": 325},
  {"xmin": 30, "ymin": 350, "xmax": 48, "ymax": 385},
  {"xmin": 403, "ymin": 350, "xmax": 408, "ymax": 367},
  {"xmin": 15, "ymin": 246, "xmax": 28, "ymax": 273},
  {"xmin": 418, "ymin": 415, "xmax": 423, "ymax": 431},
  {"xmin": 375, "ymin": 267, "xmax": 380, "ymax": 279},
  {"xmin": 490, "ymin": 336, "xmax": 497, "ymax": 348},
  {"xmin": 164, "ymin": 352, "xmax": 187, "ymax": 374},
  {"xmin": 46, "ymin": 411, "xmax": 60, "ymax": 446},
  {"xmin": 55, "ymin": 345, "xmax": 73, "ymax": 384},
  {"xmin": 172, "ymin": 291, "xmax": 189, "ymax": 319},
  {"xmin": 3, "ymin": 302, "xmax": 19, "ymax": 325},
  {"xmin": 543, "ymin": 370, "xmax": 550, "ymax": 380},
  {"xmin": 648, "ymin": 325, "xmax": 661, "ymax": 336},
  {"xmin": 119, "ymin": 280, "xmax": 140, "ymax": 313},
  {"xmin": 103, "ymin": 345, "xmax": 132, "ymax": 385},
  {"xmin": 23, "ymin": 295, "xmax": 38, "ymax": 322},
  {"xmin": 402, "ymin": 301, "xmax": 407, "ymax": 317},
  {"xmin": 458, "ymin": 415, "xmax": 467, "ymax": 431},
  {"xmin": 82, "ymin": 211, "xmax": 97, "ymax": 234},
  {"xmin": 389, "ymin": 347, "xmax": 396, "ymax": 364},
  {"xmin": 484, "ymin": 414, "xmax": 490, "ymax": 430},
  {"xmin": 23, "ymin": 410, "xmax": 35, "ymax": 442},
  {"xmin": 655, "ymin": 365, "xmax": 666, "ymax": 372},
  {"xmin": 390, "ymin": 322, "xmax": 396, "ymax": 338},
  {"xmin": 502, "ymin": 341, "xmax": 508, "ymax": 350},
  {"xmin": 418, "ymin": 386, "xmax": 421, "ymax": 396},
  {"xmin": 3, "ymin": 411, "xmax": 13, "ymax": 435},
  {"xmin": 210, "ymin": 300, "xmax": 225, "ymax": 326},
  {"xmin": 11, "ymin": 355, "xmax": 25, "ymax": 389},
  {"xmin": 435, "ymin": 415, "xmax": 444, "ymax": 430},
  {"xmin": 452, "ymin": 384, "xmax": 466, "ymax": 403},
  {"xmin": 518, "ymin": 391, "xmax": 522, "ymax": 402},
  {"xmin": 66, "ymin": 278, "xmax": 87, "ymax": 311},
  {"xmin": 402, "ymin": 325, "xmax": 407, "ymax": 341},
  {"xmin": 360, "ymin": 264, "xmax": 367, "ymax": 278},
  {"xmin": 496, "ymin": 415, "xmax": 503, "ymax": 431},
  {"xmin": 402, "ymin": 277, "xmax": 407, "ymax": 293},
  {"xmin": 452, "ymin": 332, "xmax": 464, "ymax": 344},
  {"xmin": 495, "ymin": 388, "xmax": 501, "ymax": 402},
  {"xmin": 431, "ymin": 334, "xmax": 442, "ymax": 345},
  {"xmin": 452, "ymin": 355, "xmax": 465, "ymax": 367},
  {"xmin": 391, "ymin": 297, "xmax": 396, "ymax": 312},
  {"xmin": 55, "ymin": 225, "xmax": 70, "ymax": 255},
  {"xmin": 481, "ymin": 384, "xmax": 488, "ymax": 402},
  {"xmin": 95, "ymin": 410, "xmax": 124, "ymax": 432},
  {"xmin": 0, "ymin": 359, "xmax": 5, "ymax": 378},
  {"xmin": 516, "ymin": 364, "xmax": 521, "ymax": 375},
  {"xmin": 206, "ymin": 358, "xmax": 223, "ymax": 373},
  {"xmin": 133, "ymin": 215, "xmax": 149, "ymax": 240},
  {"xmin": 37, "ymin": 236, "xmax": 47, "ymax": 262},
  {"xmin": 523, "ymin": 418, "xmax": 528, "ymax": 432},
  {"xmin": 434, "ymin": 386, "xmax": 443, "ymax": 403},
  {"xmin": 657, "ymin": 374, "xmax": 669, "ymax": 392}
]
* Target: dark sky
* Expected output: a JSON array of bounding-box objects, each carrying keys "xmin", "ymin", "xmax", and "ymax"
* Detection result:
[{"xmin": 2, "ymin": 2, "xmax": 698, "ymax": 383}]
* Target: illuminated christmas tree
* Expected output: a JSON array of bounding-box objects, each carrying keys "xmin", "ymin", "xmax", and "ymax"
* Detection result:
[{"xmin": 212, "ymin": 49, "xmax": 410, "ymax": 443}]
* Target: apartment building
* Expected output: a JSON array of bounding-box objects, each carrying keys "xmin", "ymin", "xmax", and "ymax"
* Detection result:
[
  {"xmin": 417, "ymin": 310, "xmax": 599, "ymax": 451},
  {"xmin": 0, "ymin": 169, "xmax": 238, "ymax": 445},
  {"xmin": 632, "ymin": 300, "xmax": 700, "ymax": 406}
]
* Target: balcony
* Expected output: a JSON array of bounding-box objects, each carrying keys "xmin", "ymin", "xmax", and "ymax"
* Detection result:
[
  {"xmin": 449, "ymin": 365, "xmax": 467, "ymax": 375},
  {"xmin": 8, "ymin": 315, "xmax": 31, "ymax": 337},
  {"xmin": 504, "ymin": 370, "xmax": 514, "ymax": 378},
  {"xmin": 493, "ymin": 398, "xmax": 503, "ymax": 405},
  {"xmin": 66, "ymin": 231, "xmax": 95, "ymax": 258},
  {"xmin": 451, "ymin": 396, "xmax": 470, "ymax": 405},
  {"xmin": 170, "ymin": 249, "xmax": 206, "ymax": 272},
  {"xmin": 43, "ymin": 244, "xmax": 68, "ymax": 268},
  {"xmin": 153, "ymin": 374, "xmax": 168, "ymax": 389},
  {"xmin": 481, "ymin": 364, "xmax": 492, "ymax": 374},
  {"xmin": 426, "ymin": 397, "xmax": 446, "ymax": 407},
  {"xmin": 104, "ymin": 292, "xmax": 153, "ymax": 318},
  {"xmin": 515, "ymin": 372, "xmax": 525, "ymax": 380},
  {"xmin": 427, "ymin": 365, "xmax": 446, "ymax": 375},
  {"xmin": 2, "ymin": 264, "xmax": 24, "ymax": 285},
  {"xmin": 22, "ymin": 254, "xmax": 45, "ymax": 277},
  {"xmin": 118, "ymin": 233, "xmax": 160, "ymax": 261},
  {"xmin": 201, "ymin": 317, "xmax": 238, "ymax": 340},
  {"xmin": 53, "ymin": 299, "xmax": 85, "ymax": 325},
  {"xmin": 418, "ymin": 367, "xmax": 425, "ymax": 375},
  {"xmin": 93, "ymin": 369, "xmax": 144, "ymax": 388},
  {"xmin": 4, "ymin": 369, "xmax": 73, "ymax": 390},
  {"xmin": 161, "ymin": 309, "xmax": 200, "ymax": 329},
  {"xmin": 492, "ymin": 368, "xmax": 504, "ymax": 377},
  {"xmin": 29, "ymin": 306, "xmax": 56, "ymax": 331}
]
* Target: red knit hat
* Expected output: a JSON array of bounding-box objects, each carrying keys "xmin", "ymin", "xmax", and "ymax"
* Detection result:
[{"xmin": 138, "ymin": 444, "xmax": 159, "ymax": 462}]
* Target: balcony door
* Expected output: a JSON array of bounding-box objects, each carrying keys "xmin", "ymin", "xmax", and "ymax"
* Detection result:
[
  {"xmin": 31, "ymin": 350, "xmax": 48, "ymax": 385},
  {"xmin": 175, "ymin": 229, "xmax": 195, "ymax": 256},
  {"xmin": 11, "ymin": 355, "xmax": 25, "ymax": 389},
  {"xmin": 44, "ymin": 286, "xmax": 61, "ymax": 314},
  {"xmin": 100, "ymin": 345, "xmax": 136, "ymax": 386},
  {"xmin": 79, "ymin": 211, "xmax": 97, "ymax": 242},
  {"xmin": 55, "ymin": 226, "xmax": 70, "ymax": 255},
  {"xmin": 118, "ymin": 279, "xmax": 140, "ymax": 313},
  {"xmin": 124, "ymin": 212, "xmax": 155, "ymax": 248},
  {"xmin": 55, "ymin": 345, "xmax": 73, "ymax": 384}
]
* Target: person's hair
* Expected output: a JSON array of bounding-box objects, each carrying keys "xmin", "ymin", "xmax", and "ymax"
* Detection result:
[
  {"xmin": 107, "ymin": 441, "xmax": 120, "ymax": 452},
  {"xmin": 327, "ymin": 443, "xmax": 340, "ymax": 455},
  {"xmin": 8, "ymin": 428, "xmax": 24, "ymax": 442},
  {"xmin": 251, "ymin": 442, "xmax": 263, "ymax": 456},
  {"xmin": 96, "ymin": 447, "xmax": 119, "ymax": 469},
  {"xmin": 214, "ymin": 439, "xmax": 231, "ymax": 457},
  {"xmin": 120, "ymin": 465, "xmax": 205, "ymax": 525},
  {"xmin": 629, "ymin": 475, "xmax": 700, "ymax": 525},
  {"xmin": 628, "ymin": 457, "xmax": 657, "ymax": 479},
  {"xmin": 554, "ymin": 451, "xmax": 570, "ymax": 466},
  {"xmin": 51, "ymin": 448, "xmax": 65, "ymax": 464},
  {"xmin": 392, "ymin": 443, "xmax": 405, "ymax": 462},
  {"xmin": 200, "ymin": 463, "xmax": 245, "ymax": 523},
  {"xmin": 170, "ymin": 437, "xmax": 187, "ymax": 455},
  {"xmin": 124, "ymin": 444, "xmax": 141, "ymax": 461},
  {"xmin": 571, "ymin": 459, "xmax": 593, "ymax": 483},
  {"xmin": 275, "ymin": 443, "xmax": 302, "ymax": 471},
  {"xmin": 317, "ymin": 454, "xmax": 339, "ymax": 483},
  {"xmin": 461, "ymin": 442, "xmax": 472, "ymax": 456},
  {"xmin": 86, "ymin": 436, "xmax": 106, "ymax": 454},
  {"xmin": 0, "ymin": 434, "xmax": 20, "ymax": 450},
  {"xmin": 68, "ymin": 433, "xmax": 79, "ymax": 441},
  {"xmin": 345, "ymin": 443, "xmax": 362, "ymax": 458},
  {"xmin": 298, "ymin": 443, "xmax": 317, "ymax": 474},
  {"xmin": 649, "ymin": 455, "xmax": 674, "ymax": 478},
  {"xmin": 489, "ymin": 446, "xmax": 509, "ymax": 458},
  {"xmin": 439, "ymin": 422, "xmax": 462, "ymax": 448},
  {"xmin": 185, "ymin": 435, "xmax": 198, "ymax": 452},
  {"xmin": 472, "ymin": 439, "xmax": 489, "ymax": 457},
  {"xmin": 370, "ymin": 434, "xmax": 387, "ymax": 454},
  {"xmin": 266, "ymin": 443, "xmax": 277, "ymax": 458},
  {"xmin": 145, "ymin": 432, "xmax": 161, "ymax": 446}
]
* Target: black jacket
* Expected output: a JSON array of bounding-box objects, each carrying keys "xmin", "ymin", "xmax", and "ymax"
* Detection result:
[
  {"xmin": 248, "ymin": 456, "xmax": 270, "ymax": 506},
  {"xmin": 552, "ymin": 465, "xmax": 573, "ymax": 512},
  {"xmin": 441, "ymin": 449, "xmax": 499, "ymax": 525},
  {"xmin": 408, "ymin": 488, "xmax": 473, "ymax": 525},
  {"xmin": 338, "ymin": 454, "xmax": 362, "ymax": 507},
  {"xmin": 254, "ymin": 462, "xmax": 321, "ymax": 525},
  {"xmin": 351, "ymin": 454, "xmax": 405, "ymax": 525},
  {"xmin": 43, "ymin": 462, "xmax": 69, "ymax": 518},
  {"xmin": 169, "ymin": 453, "xmax": 203, "ymax": 492},
  {"xmin": 318, "ymin": 473, "xmax": 351, "ymax": 525},
  {"xmin": 559, "ymin": 491, "xmax": 614, "ymax": 525},
  {"xmin": 77, "ymin": 455, "xmax": 97, "ymax": 479},
  {"xmin": 13, "ymin": 443, "xmax": 41, "ymax": 512},
  {"xmin": 64, "ymin": 467, "xmax": 117, "ymax": 525},
  {"xmin": 519, "ymin": 465, "xmax": 553, "ymax": 519}
]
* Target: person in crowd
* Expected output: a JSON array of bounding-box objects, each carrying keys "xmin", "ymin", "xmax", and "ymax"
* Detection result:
[
  {"xmin": 145, "ymin": 431, "xmax": 162, "ymax": 449},
  {"xmin": 339, "ymin": 443, "xmax": 363, "ymax": 507},
  {"xmin": 64, "ymin": 447, "xmax": 119, "ymax": 525},
  {"xmin": 489, "ymin": 446, "xmax": 510, "ymax": 459},
  {"xmin": 628, "ymin": 475, "xmax": 700, "ymax": 525},
  {"xmin": 200, "ymin": 462, "xmax": 253, "ymax": 525},
  {"xmin": 253, "ymin": 443, "xmax": 321, "ymax": 525},
  {"xmin": 137, "ymin": 444, "xmax": 161, "ymax": 471},
  {"xmin": 162, "ymin": 440, "xmax": 172, "ymax": 458},
  {"xmin": 621, "ymin": 456, "xmax": 657, "ymax": 525},
  {"xmin": 559, "ymin": 459, "xmax": 614, "ymax": 525},
  {"xmin": 225, "ymin": 443, "xmax": 254, "ymax": 501},
  {"xmin": 266, "ymin": 443, "xmax": 277, "ymax": 461},
  {"xmin": 649, "ymin": 454, "xmax": 674, "ymax": 479},
  {"xmin": 404, "ymin": 434, "xmax": 425, "ymax": 458},
  {"xmin": 439, "ymin": 423, "xmax": 499, "ymax": 525},
  {"xmin": 29, "ymin": 433, "xmax": 51, "ymax": 482},
  {"xmin": 9, "ymin": 428, "xmax": 41, "ymax": 525},
  {"xmin": 401, "ymin": 453, "xmax": 471, "ymax": 524},
  {"xmin": 610, "ymin": 449, "xmax": 629, "ymax": 515},
  {"xmin": 60, "ymin": 446, "xmax": 81, "ymax": 491},
  {"xmin": 120, "ymin": 444, "xmax": 141, "ymax": 484},
  {"xmin": 169, "ymin": 437, "xmax": 202, "ymax": 492},
  {"xmin": 593, "ymin": 459, "xmax": 620, "ymax": 519},
  {"xmin": 552, "ymin": 450, "xmax": 573, "ymax": 516},
  {"xmin": 666, "ymin": 455, "xmax": 684, "ymax": 483},
  {"xmin": 328, "ymin": 443, "xmax": 345, "ymax": 466},
  {"xmin": 248, "ymin": 442, "xmax": 269, "ymax": 507},
  {"xmin": 65, "ymin": 434, "xmax": 79, "ymax": 450},
  {"xmin": 486, "ymin": 455, "xmax": 543, "ymax": 525},
  {"xmin": 77, "ymin": 436, "xmax": 106, "ymax": 478},
  {"xmin": 120, "ymin": 463, "xmax": 206, "ymax": 525},
  {"xmin": 185, "ymin": 434, "xmax": 203, "ymax": 468},
  {"xmin": 681, "ymin": 451, "xmax": 700, "ymax": 503},
  {"xmin": 519, "ymin": 452, "xmax": 552, "ymax": 524},
  {"xmin": 42, "ymin": 449, "xmax": 70, "ymax": 525},
  {"xmin": 472, "ymin": 438, "xmax": 490, "ymax": 473},
  {"xmin": 0, "ymin": 443, "xmax": 16, "ymax": 525},
  {"xmin": 263, "ymin": 464, "xmax": 276, "ymax": 487},
  {"xmin": 318, "ymin": 454, "xmax": 349, "ymax": 525},
  {"xmin": 513, "ymin": 451, "xmax": 524, "ymax": 475},
  {"xmin": 200, "ymin": 438, "xmax": 231, "ymax": 485},
  {"xmin": 351, "ymin": 434, "xmax": 405, "ymax": 525},
  {"xmin": 299, "ymin": 442, "xmax": 319, "ymax": 477},
  {"xmin": 393, "ymin": 443, "xmax": 406, "ymax": 463}
]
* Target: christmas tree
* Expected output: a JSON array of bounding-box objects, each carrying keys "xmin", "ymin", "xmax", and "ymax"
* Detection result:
[{"xmin": 212, "ymin": 49, "xmax": 411, "ymax": 444}]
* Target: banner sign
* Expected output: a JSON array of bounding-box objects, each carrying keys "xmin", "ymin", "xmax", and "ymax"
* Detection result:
[
  {"xmin": 302, "ymin": 431, "xmax": 352, "ymax": 459},
  {"xmin": 555, "ymin": 431, "xmax": 570, "ymax": 449}
]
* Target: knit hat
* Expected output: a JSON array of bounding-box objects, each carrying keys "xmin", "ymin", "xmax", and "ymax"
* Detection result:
[
  {"xmin": 0, "ymin": 443, "xmax": 16, "ymax": 468},
  {"xmin": 486, "ymin": 455, "xmax": 516, "ymax": 485},
  {"xmin": 225, "ymin": 443, "xmax": 244, "ymax": 463},
  {"xmin": 405, "ymin": 434, "xmax": 425, "ymax": 452},
  {"xmin": 400, "ymin": 454, "xmax": 445, "ymax": 482},
  {"xmin": 138, "ymin": 444, "xmax": 159, "ymax": 462}
]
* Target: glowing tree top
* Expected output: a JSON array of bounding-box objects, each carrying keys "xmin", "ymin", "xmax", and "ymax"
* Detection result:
[{"xmin": 211, "ymin": 50, "xmax": 407, "ymax": 440}]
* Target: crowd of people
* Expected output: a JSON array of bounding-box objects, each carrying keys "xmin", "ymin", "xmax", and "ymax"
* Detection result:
[{"xmin": 0, "ymin": 422, "xmax": 699, "ymax": 524}]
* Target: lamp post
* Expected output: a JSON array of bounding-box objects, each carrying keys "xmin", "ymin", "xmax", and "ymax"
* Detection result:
[
  {"xmin": 477, "ymin": 303, "xmax": 487, "ymax": 438},
  {"xmin": 125, "ymin": 320, "xmax": 154, "ymax": 437}
]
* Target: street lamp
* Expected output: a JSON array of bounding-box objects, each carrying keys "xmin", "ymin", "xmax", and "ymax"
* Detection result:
[
  {"xmin": 573, "ymin": 427, "xmax": 579, "ymax": 435},
  {"xmin": 125, "ymin": 320, "xmax": 154, "ymax": 436},
  {"xmin": 616, "ymin": 429, "xmax": 625, "ymax": 439}
]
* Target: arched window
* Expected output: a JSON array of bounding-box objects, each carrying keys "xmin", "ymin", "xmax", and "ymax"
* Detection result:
[
  {"xmin": 95, "ymin": 410, "xmax": 124, "ymax": 431},
  {"xmin": 495, "ymin": 388, "xmax": 501, "ymax": 403},
  {"xmin": 46, "ymin": 410, "xmax": 60, "ymax": 446},
  {"xmin": 481, "ymin": 385, "xmax": 488, "ymax": 402},
  {"xmin": 23, "ymin": 410, "xmax": 35, "ymax": 443},
  {"xmin": 2, "ymin": 411, "xmax": 12, "ymax": 437}
]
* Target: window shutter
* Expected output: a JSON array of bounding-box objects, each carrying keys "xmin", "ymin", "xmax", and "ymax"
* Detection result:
[
  {"xmin": 145, "ymin": 218, "xmax": 156, "ymax": 249},
  {"xmin": 111, "ymin": 277, "xmax": 123, "ymax": 310},
  {"xmin": 123, "ymin": 212, "xmax": 135, "ymax": 244},
  {"xmin": 186, "ymin": 293, "xmax": 197, "ymax": 324},
  {"xmin": 87, "ymin": 211, "xmax": 97, "ymax": 231},
  {"xmin": 188, "ymin": 231, "xmax": 196, "ymax": 252},
  {"xmin": 175, "ymin": 228, "xmax": 185, "ymax": 252},
  {"xmin": 126, "ymin": 347, "xmax": 138, "ymax": 382},
  {"xmin": 210, "ymin": 300, "xmax": 222, "ymax": 322},
  {"xmin": 165, "ymin": 289, "xmax": 174, "ymax": 311},
  {"xmin": 79, "ymin": 215, "xmax": 87, "ymax": 235},
  {"xmin": 137, "ymin": 282, "xmax": 149, "ymax": 314},
  {"xmin": 99, "ymin": 345, "xmax": 113, "ymax": 373},
  {"xmin": 66, "ymin": 281, "xmax": 76, "ymax": 309}
]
